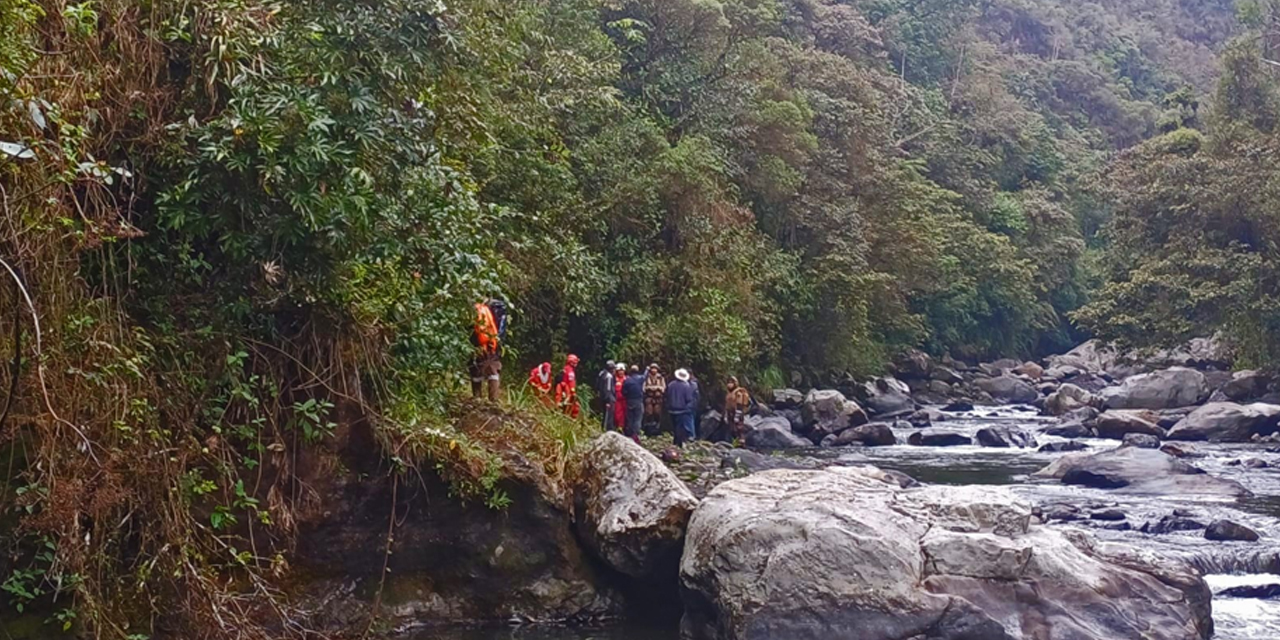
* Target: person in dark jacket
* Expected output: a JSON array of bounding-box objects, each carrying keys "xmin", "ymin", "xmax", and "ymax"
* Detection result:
[
  {"xmin": 597, "ymin": 360, "xmax": 615, "ymax": 431},
  {"xmin": 666, "ymin": 368, "xmax": 698, "ymax": 446},
  {"xmin": 622, "ymin": 365, "xmax": 645, "ymax": 443}
]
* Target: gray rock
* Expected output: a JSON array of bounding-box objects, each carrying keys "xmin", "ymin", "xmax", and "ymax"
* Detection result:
[
  {"xmin": 860, "ymin": 377, "xmax": 916, "ymax": 417},
  {"xmin": 1220, "ymin": 370, "xmax": 1270, "ymax": 402},
  {"xmin": 894, "ymin": 349, "xmax": 933, "ymax": 379},
  {"xmin": 908, "ymin": 429, "xmax": 972, "ymax": 447},
  {"xmin": 975, "ymin": 426, "xmax": 1035, "ymax": 448},
  {"xmin": 744, "ymin": 416, "xmax": 812, "ymax": 450},
  {"xmin": 973, "ymin": 375, "xmax": 1039, "ymax": 404},
  {"xmin": 573, "ymin": 433, "xmax": 700, "ymax": 579},
  {"xmin": 1122, "ymin": 433, "xmax": 1161, "ymax": 449},
  {"xmin": 942, "ymin": 400, "xmax": 974, "ymax": 412},
  {"xmin": 1100, "ymin": 367, "xmax": 1209, "ymax": 410},
  {"xmin": 907, "ymin": 408, "xmax": 947, "ymax": 427},
  {"xmin": 771, "ymin": 388, "xmax": 804, "ymax": 409},
  {"xmin": 679, "ymin": 467, "xmax": 1213, "ymax": 640},
  {"xmin": 1205, "ymin": 519, "xmax": 1261, "ymax": 542},
  {"xmin": 1095, "ymin": 410, "xmax": 1165, "ymax": 440},
  {"xmin": 1044, "ymin": 383, "xmax": 1097, "ymax": 416},
  {"xmin": 1061, "ymin": 405, "xmax": 1100, "ymax": 423},
  {"xmin": 1165, "ymin": 402, "xmax": 1280, "ymax": 442},
  {"xmin": 1034, "ymin": 447, "xmax": 1250, "ymax": 498},
  {"xmin": 1041, "ymin": 421, "xmax": 1094, "ymax": 438},
  {"xmin": 1045, "ymin": 339, "xmax": 1119, "ymax": 374},
  {"xmin": 801, "ymin": 389, "xmax": 868, "ymax": 439},
  {"xmin": 719, "ymin": 448, "xmax": 815, "ymax": 473},
  {"xmin": 1141, "ymin": 515, "xmax": 1206, "ymax": 535},
  {"xmin": 1217, "ymin": 584, "xmax": 1280, "ymax": 598},
  {"xmin": 834, "ymin": 422, "xmax": 897, "ymax": 447},
  {"xmin": 1090, "ymin": 509, "xmax": 1127, "ymax": 521},
  {"xmin": 931, "ymin": 365, "xmax": 964, "ymax": 385}
]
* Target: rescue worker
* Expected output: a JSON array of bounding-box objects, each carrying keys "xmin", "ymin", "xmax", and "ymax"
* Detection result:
[
  {"xmin": 469, "ymin": 300, "xmax": 503, "ymax": 401},
  {"xmin": 556, "ymin": 354, "xmax": 581, "ymax": 418},
  {"xmin": 622, "ymin": 364, "xmax": 645, "ymax": 443},
  {"xmin": 723, "ymin": 376, "xmax": 752, "ymax": 442},
  {"xmin": 613, "ymin": 363, "xmax": 627, "ymax": 434},
  {"xmin": 597, "ymin": 360, "xmax": 616, "ymax": 431},
  {"xmin": 666, "ymin": 368, "xmax": 698, "ymax": 446},
  {"xmin": 528, "ymin": 362, "xmax": 553, "ymax": 406},
  {"xmin": 642, "ymin": 363, "xmax": 666, "ymax": 435}
]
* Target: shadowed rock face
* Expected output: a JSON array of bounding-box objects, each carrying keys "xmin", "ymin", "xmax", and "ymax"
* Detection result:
[
  {"xmin": 1033, "ymin": 446, "xmax": 1251, "ymax": 498},
  {"xmin": 573, "ymin": 432, "xmax": 699, "ymax": 580},
  {"xmin": 678, "ymin": 467, "xmax": 1213, "ymax": 640}
]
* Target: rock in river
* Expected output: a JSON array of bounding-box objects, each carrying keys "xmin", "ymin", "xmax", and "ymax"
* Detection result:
[
  {"xmin": 800, "ymin": 389, "xmax": 867, "ymax": 439},
  {"xmin": 860, "ymin": 377, "xmax": 916, "ymax": 417},
  {"xmin": 573, "ymin": 432, "xmax": 699, "ymax": 580},
  {"xmin": 833, "ymin": 422, "xmax": 896, "ymax": 447},
  {"xmin": 1100, "ymin": 367, "xmax": 1208, "ymax": 410},
  {"xmin": 1095, "ymin": 410, "xmax": 1165, "ymax": 439},
  {"xmin": 1204, "ymin": 519, "xmax": 1261, "ymax": 542},
  {"xmin": 908, "ymin": 429, "xmax": 972, "ymax": 447},
  {"xmin": 679, "ymin": 466, "xmax": 1213, "ymax": 640},
  {"xmin": 975, "ymin": 426, "xmax": 1034, "ymax": 448},
  {"xmin": 973, "ymin": 374, "xmax": 1039, "ymax": 404},
  {"xmin": 1164, "ymin": 402, "xmax": 1280, "ymax": 442},
  {"xmin": 1034, "ymin": 447, "xmax": 1250, "ymax": 498}
]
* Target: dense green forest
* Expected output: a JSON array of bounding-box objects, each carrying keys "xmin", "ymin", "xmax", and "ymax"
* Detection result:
[{"xmin": 2, "ymin": 0, "xmax": 1279, "ymax": 635}]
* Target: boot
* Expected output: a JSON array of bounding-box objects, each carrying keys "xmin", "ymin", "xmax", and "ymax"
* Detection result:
[
  {"xmin": 487, "ymin": 377, "xmax": 501, "ymax": 402},
  {"xmin": 471, "ymin": 379, "xmax": 483, "ymax": 398}
]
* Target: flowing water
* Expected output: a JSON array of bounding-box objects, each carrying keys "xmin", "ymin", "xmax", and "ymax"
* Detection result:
[{"xmin": 434, "ymin": 407, "xmax": 1280, "ymax": 639}]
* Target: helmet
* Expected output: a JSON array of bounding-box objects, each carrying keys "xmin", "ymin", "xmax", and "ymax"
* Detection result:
[{"xmin": 566, "ymin": 354, "xmax": 580, "ymax": 366}]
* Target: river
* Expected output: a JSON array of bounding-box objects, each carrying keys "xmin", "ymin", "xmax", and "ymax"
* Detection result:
[{"xmin": 426, "ymin": 407, "xmax": 1280, "ymax": 639}]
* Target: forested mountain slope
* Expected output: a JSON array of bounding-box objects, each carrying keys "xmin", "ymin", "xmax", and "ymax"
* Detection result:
[{"xmin": 2, "ymin": 0, "xmax": 1278, "ymax": 636}]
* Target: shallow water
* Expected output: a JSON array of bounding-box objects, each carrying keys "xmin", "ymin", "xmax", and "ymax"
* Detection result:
[{"xmin": 429, "ymin": 407, "xmax": 1280, "ymax": 639}]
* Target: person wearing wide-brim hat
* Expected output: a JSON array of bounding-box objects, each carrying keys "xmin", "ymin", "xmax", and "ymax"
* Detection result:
[{"xmin": 666, "ymin": 368, "xmax": 698, "ymax": 446}]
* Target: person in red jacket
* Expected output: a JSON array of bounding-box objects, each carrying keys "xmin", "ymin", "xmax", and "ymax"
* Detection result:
[
  {"xmin": 555, "ymin": 354, "xmax": 580, "ymax": 418},
  {"xmin": 528, "ymin": 362, "xmax": 553, "ymax": 406},
  {"xmin": 613, "ymin": 363, "xmax": 627, "ymax": 432}
]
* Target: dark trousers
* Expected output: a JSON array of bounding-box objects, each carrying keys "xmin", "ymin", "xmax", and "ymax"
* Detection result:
[
  {"xmin": 602, "ymin": 403, "xmax": 615, "ymax": 431},
  {"xmin": 625, "ymin": 403, "xmax": 643, "ymax": 441},
  {"xmin": 672, "ymin": 412, "xmax": 695, "ymax": 446}
]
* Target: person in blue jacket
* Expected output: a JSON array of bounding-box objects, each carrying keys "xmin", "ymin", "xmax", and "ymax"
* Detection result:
[
  {"xmin": 666, "ymin": 368, "xmax": 699, "ymax": 446},
  {"xmin": 621, "ymin": 365, "xmax": 646, "ymax": 443}
]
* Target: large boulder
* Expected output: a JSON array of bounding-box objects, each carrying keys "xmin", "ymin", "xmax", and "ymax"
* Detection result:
[
  {"xmin": 930, "ymin": 365, "xmax": 964, "ymax": 385},
  {"xmin": 1204, "ymin": 519, "xmax": 1261, "ymax": 542},
  {"xmin": 1012, "ymin": 361, "xmax": 1044, "ymax": 381},
  {"xmin": 1218, "ymin": 371, "xmax": 1270, "ymax": 402},
  {"xmin": 800, "ymin": 390, "xmax": 868, "ymax": 439},
  {"xmin": 893, "ymin": 349, "xmax": 934, "ymax": 379},
  {"xmin": 1044, "ymin": 383, "xmax": 1097, "ymax": 416},
  {"xmin": 1034, "ymin": 447, "xmax": 1249, "ymax": 498},
  {"xmin": 973, "ymin": 375, "xmax": 1038, "ymax": 404},
  {"xmin": 1100, "ymin": 367, "xmax": 1208, "ymax": 410},
  {"xmin": 744, "ymin": 416, "xmax": 812, "ymax": 450},
  {"xmin": 860, "ymin": 377, "xmax": 916, "ymax": 417},
  {"xmin": 679, "ymin": 467, "xmax": 1213, "ymax": 640},
  {"xmin": 573, "ymin": 433, "xmax": 699, "ymax": 580},
  {"xmin": 1095, "ymin": 410, "xmax": 1165, "ymax": 440},
  {"xmin": 834, "ymin": 422, "xmax": 897, "ymax": 447},
  {"xmin": 1165, "ymin": 402, "xmax": 1280, "ymax": 442}
]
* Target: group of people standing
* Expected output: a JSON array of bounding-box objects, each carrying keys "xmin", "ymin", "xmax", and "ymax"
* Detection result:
[{"xmin": 474, "ymin": 298, "xmax": 750, "ymax": 446}]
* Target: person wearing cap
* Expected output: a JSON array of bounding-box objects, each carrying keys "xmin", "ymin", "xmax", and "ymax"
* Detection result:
[
  {"xmin": 666, "ymin": 368, "xmax": 698, "ymax": 446},
  {"xmin": 613, "ymin": 362, "xmax": 627, "ymax": 434},
  {"xmin": 622, "ymin": 364, "xmax": 646, "ymax": 443},
  {"xmin": 555, "ymin": 354, "xmax": 581, "ymax": 417},
  {"xmin": 642, "ymin": 363, "xmax": 666, "ymax": 435},
  {"xmin": 597, "ymin": 360, "xmax": 616, "ymax": 431}
]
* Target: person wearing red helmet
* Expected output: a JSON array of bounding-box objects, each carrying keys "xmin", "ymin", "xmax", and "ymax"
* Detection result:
[
  {"xmin": 555, "ymin": 354, "xmax": 581, "ymax": 418},
  {"xmin": 528, "ymin": 362, "xmax": 553, "ymax": 406}
]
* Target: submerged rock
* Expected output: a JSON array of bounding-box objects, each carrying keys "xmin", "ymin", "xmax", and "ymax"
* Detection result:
[
  {"xmin": 1141, "ymin": 515, "xmax": 1206, "ymax": 535},
  {"xmin": 1033, "ymin": 447, "xmax": 1250, "ymax": 498},
  {"xmin": 1218, "ymin": 584, "xmax": 1280, "ymax": 599},
  {"xmin": 1100, "ymin": 367, "xmax": 1208, "ymax": 410},
  {"xmin": 1122, "ymin": 433, "xmax": 1161, "ymax": 449},
  {"xmin": 573, "ymin": 432, "xmax": 700, "ymax": 580},
  {"xmin": 1039, "ymin": 441, "xmax": 1088, "ymax": 453},
  {"xmin": 1165, "ymin": 402, "xmax": 1280, "ymax": 442},
  {"xmin": 679, "ymin": 467, "xmax": 1213, "ymax": 640},
  {"xmin": 744, "ymin": 416, "xmax": 812, "ymax": 449}
]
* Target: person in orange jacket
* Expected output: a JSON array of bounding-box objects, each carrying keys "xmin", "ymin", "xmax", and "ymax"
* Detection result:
[
  {"xmin": 555, "ymin": 354, "xmax": 580, "ymax": 418},
  {"xmin": 469, "ymin": 300, "xmax": 505, "ymax": 401},
  {"xmin": 529, "ymin": 362, "xmax": 553, "ymax": 406}
]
